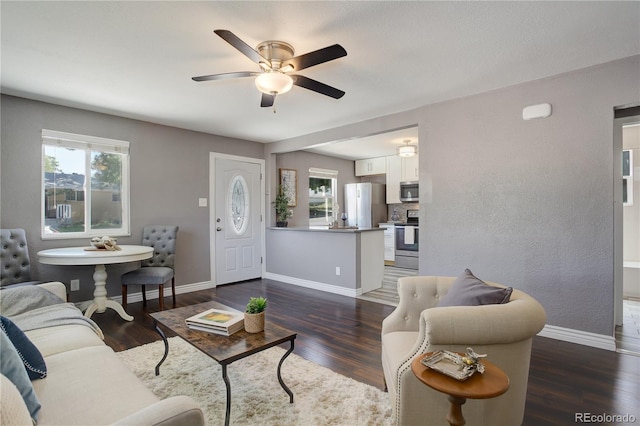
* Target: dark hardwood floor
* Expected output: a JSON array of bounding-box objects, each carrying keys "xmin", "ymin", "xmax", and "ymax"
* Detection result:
[{"xmin": 93, "ymin": 279, "xmax": 640, "ymax": 425}]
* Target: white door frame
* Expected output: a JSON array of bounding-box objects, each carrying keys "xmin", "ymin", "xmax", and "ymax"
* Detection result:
[
  {"xmin": 209, "ymin": 152, "xmax": 266, "ymax": 286},
  {"xmin": 613, "ymin": 112, "xmax": 640, "ymax": 328}
]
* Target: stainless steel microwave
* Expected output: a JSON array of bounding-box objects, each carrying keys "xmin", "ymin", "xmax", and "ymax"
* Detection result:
[{"xmin": 400, "ymin": 181, "xmax": 419, "ymax": 203}]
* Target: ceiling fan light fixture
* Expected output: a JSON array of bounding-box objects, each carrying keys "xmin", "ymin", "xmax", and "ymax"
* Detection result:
[
  {"xmin": 280, "ymin": 64, "xmax": 295, "ymax": 73},
  {"xmin": 255, "ymin": 72, "xmax": 293, "ymax": 95},
  {"xmin": 258, "ymin": 61, "xmax": 272, "ymax": 72},
  {"xmin": 397, "ymin": 140, "xmax": 417, "ymax": 157}
]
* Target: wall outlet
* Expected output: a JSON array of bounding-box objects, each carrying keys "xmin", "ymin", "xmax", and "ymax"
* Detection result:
[
  {"xmin": 335, "ymin": 267, "xmax": 341, "ymax": 276},
  {"xmin": 70, "ymin": 279, "xmax": 80, "ymax": 291},
  {"xmin": 198, "ymin": 198, "xmax": 208, "ymax": 207}
]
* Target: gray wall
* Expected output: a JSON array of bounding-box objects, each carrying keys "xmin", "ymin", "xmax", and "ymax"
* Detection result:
[
  {"xmin": 0, "ymin": 95, "xmax": 263, "ymax": 302},
  {"xmin": 275, "ymin": 151, "xmax": 358, "ymax": 227},
  {"xmin": 265, "ymin": 228, "xmax": 384, "ymax": 293},
  {"xmin": 266, "ymin": 229, "xmax": 357, "ymax": 288},
  {"xmin": 267, "ymin": 55, "xmax": 640, "ymax": 337},
  {"xmin": 419, "ymin": 56, "xmax": 639, "ymax": 335}
]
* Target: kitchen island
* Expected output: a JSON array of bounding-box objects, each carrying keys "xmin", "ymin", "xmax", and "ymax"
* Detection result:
[{"xmin": 265, "ymin": 227, "xmax": 384, "ymax": 297}]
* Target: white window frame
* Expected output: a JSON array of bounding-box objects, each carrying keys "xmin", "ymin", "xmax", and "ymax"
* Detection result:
[
  {"xmin": 41, "ymin": 129, "xmax": 131, "ymax": 239},
  {"xmin": 309, "ymin": 167, "xmax": 338, "ymax": 227}
]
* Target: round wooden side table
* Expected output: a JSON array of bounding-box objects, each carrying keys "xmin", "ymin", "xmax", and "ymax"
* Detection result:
[{"xmin": 411, "ymin": 352, "xmax": 510, "ymax": 426}]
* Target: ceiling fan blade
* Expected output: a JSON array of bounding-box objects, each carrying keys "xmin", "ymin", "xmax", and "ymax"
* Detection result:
[
  {"xmin": 261, "ymin": 93, "xmax": 275, "ymax": 108},
  {"xmin": 291, "ymin": 75, "xmax": 345, "ymax": 99},
  {"xmin": 283, "ymin": 44, "xmax": 347, "ymax": 72},
  {"xmin": 214, "ymin": 29, "xmax": 270, "ymax": 67},
  {"xmin": 192, "ymin": 71, "xmax": 259, "ymax": 82}
]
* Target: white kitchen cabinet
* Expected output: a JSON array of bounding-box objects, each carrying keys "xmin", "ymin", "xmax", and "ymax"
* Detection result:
[
  {"xmin": 386, "ymin": 154, "xmax": 419, "ymax": 203},
  {"xmin": 385, "ymin": 156, "xmax": 401, "ymax": 204},
  {"xmin": 357, "ymin": 154, "xmax": 418, "ymax": 203},
  {"xmin": 400, "ymin": 155, "xmax": 419, "ymax": 181},
  {"xmin": 379, "ymin": 223, "xmax": 396, "ymax": 263},
  {"xmin": 355, "ymin": 157, "xmax": 386, "ymax": 176}
]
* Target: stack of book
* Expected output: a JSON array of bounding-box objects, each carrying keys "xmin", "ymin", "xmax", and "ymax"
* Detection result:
[{"xmin": 185, "ymin": 308, "xmax": 245, "ymax": 336}]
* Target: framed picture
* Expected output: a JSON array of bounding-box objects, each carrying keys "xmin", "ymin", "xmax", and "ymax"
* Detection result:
[{"xmin": 279, "ymin": 168, "xmax": 297, "ymax": 207}]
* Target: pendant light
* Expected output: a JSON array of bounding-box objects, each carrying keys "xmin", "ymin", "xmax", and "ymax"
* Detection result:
[{"xmin": 397, "ymin": 140, "xmax": 417, "ymax": 157}]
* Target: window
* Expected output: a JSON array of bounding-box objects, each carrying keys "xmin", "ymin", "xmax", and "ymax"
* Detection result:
[
  {"xmin": 309, "ymin": 168, "xmax": 338, "ymax": 226},
  {"xmin": 623, "ymin": 149, "xmax": 633, "ymax": 206},
  {"xmin": 42, "ymin": 129, "xmax": 130, "ymax": 239}
]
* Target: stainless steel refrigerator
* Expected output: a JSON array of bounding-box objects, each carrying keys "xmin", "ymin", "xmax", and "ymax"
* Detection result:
[{"xmin": 343, "ymin": 183, "xmax": 387, "ymax": 228}]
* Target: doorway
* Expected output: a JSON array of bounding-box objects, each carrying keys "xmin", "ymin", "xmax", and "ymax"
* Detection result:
[
  {"xmin": 613, "ymin": 107, "xmax": 640, "ymax": 354},
  {"xmin": 209, "ymin": 153, "xmax": 265, "ymax": 285}
]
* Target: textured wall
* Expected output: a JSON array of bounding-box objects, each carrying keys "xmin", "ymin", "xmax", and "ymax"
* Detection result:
[
  {"xmin": 419, "ymin": 56, "xmax": 640, "ymax": 335},
  {"xmin": 0, "ymin": 95, "xmax": 263, "ymax": 302}
]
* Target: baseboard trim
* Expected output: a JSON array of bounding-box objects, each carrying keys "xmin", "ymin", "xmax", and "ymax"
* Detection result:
[
  {"xmin": 538, "ymin": 324, "xmax": 617, "ymax": 351},
  {"xmin": 264, "ymin": 272, "xmax": 361, "ymax": 297},
  {"xmin": 112, "ymin": 280, "xmax": 215, "ymax": 305}
]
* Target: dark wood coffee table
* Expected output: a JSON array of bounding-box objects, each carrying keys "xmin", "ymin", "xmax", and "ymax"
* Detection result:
[
  {"xmin": 411, "ymin": 353, "xmax": 509, "ymax": 426},
  {"xmin": 149, "ymin": 301, "xmax": 297, "ymax": 426}
]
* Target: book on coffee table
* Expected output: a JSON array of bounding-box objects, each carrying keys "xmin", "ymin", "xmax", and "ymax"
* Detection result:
[{"xmin": 185, "ymin": 308, "xmax": 244, "ymax": 336}]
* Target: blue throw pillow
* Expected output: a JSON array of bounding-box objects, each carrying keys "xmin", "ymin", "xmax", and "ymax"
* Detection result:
[
  {"xmin": 438, "ymin": 269, "xmax": 513, "ymax": 307},
  {"xmin": 0, "ymin": 330, "xmax": 42, "ymax": 422},
  {"xmin": 0, "ymin": 316, "xmax": 47, "ymax": 380}
]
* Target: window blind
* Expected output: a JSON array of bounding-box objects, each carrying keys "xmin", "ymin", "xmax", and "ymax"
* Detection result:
[
  {"xmin": 309, "ymin": 167, "xmax": 338, "ymax": 179},
  {"xmin": 42, "ymin": 129, "xmax": 129, "ymax": 155}
]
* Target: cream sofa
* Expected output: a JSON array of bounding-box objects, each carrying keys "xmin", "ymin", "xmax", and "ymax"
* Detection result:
[
  {"xmin": 0, "ymin": 282, "xmax": 204, "ymax": 426},
  {"xmin": 381, "ymin": 275, "xmax": 546, "ymax": 426}
]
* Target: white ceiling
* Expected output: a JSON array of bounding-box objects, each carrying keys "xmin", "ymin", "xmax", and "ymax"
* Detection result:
[
  {"xmin": 304, "ymin": 126, "xmax": 419, "ymax": 160},
  {"xmin": 1, "ymin": 1, "xmax": 639, "ymax": 160}
]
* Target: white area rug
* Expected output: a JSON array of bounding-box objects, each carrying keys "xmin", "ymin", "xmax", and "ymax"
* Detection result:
[{"xmin": 117, "ymin": 337, "xmax": 393, "ymax": 425}]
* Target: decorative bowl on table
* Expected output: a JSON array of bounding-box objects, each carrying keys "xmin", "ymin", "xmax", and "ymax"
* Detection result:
[
  {"xmin": 90, "ymin": 236, "xmax": 120, "ymax": 251},
  {"xmin": 421, "ymin": 347, "xmax": 486, "ymax": 381}
]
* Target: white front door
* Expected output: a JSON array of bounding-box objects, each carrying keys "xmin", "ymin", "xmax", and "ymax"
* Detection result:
[{"xmin": 213, "ymin": 157, "xmax": 263, "ymax": 285}]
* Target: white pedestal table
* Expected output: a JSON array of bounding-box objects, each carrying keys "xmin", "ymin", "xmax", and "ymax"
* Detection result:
[{"xmin": 37, "ymin": 245, "xmax": 153, "ymax": 321}]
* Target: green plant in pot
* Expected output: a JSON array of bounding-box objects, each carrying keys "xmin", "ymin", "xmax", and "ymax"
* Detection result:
[
  {"xmin": 244, "ymin": 296, "xmax": 267, "ymax": 333},
  {"xmin": 273, "ymin": 185, "xmax": 293, "ymax": 227}
]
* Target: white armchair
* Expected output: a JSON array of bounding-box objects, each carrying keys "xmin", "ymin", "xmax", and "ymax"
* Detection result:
[{"xmin": 381, "ymin": 275, "xmax": 546, "ymax": 426}]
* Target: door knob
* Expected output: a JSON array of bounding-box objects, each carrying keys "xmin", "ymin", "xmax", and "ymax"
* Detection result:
[{"xmin": 217, "ymin": 227, "xmax": 222, "ymax": 231}]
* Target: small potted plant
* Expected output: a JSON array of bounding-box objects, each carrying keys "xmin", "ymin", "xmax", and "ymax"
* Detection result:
[
  {"xmin": 244, "ymin": 296, "xmax": 267, "ymax": 333},
  {"xmin": 273, "ymin": 185, "xmax": 293, "ymax": 227}
]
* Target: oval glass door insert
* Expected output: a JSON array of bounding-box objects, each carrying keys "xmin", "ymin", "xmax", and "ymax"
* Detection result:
[{"xmin": 228, "ymin": 174, "xmax": 250, "ymax": 235}]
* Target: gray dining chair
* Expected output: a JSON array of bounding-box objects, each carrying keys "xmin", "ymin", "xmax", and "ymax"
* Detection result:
[
  {"xmin": 121, "ymin": 225, "xmax": 178, "ymax": 311},
  {"xmin": 1, "ymin": 228, "xmax": 42, "ymax": 287}
]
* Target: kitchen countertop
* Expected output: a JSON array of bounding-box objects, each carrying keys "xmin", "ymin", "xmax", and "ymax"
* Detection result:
[{"xmin": 268, "ymin": 226, "xmax": 384, "ymax": 233}]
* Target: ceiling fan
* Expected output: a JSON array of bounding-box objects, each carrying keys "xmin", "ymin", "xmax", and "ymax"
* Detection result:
[{"xmin": 192, "ymin": 30, "xmax": 347, "ymax": 108}]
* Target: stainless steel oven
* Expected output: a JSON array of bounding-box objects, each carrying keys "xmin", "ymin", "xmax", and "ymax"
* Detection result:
[{"xmin": 394, "ymin": 210, "xmax": 419, "ymax": 269}]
